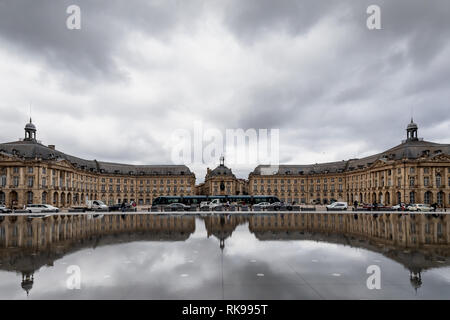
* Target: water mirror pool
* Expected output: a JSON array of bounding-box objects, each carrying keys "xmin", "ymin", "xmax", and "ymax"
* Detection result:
[{"xmin": 0, "ymin": 212, "xmax": 449, "ymax": 299}]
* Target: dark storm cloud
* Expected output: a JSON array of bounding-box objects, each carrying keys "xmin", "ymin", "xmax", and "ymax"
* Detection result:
[
  {"xmin": 212, "ymin": 0, "xmax": 450, "ymax": 160},
  {"xmin": 223, "ymin": 0, "xmax": 342, "ymax": 41},
  {"xmin": 0, "ymin": 0, "xmax": 198, "ymax": 83}
]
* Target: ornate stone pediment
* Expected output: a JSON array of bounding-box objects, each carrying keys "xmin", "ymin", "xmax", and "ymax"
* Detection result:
[
  {"xmin": 429, "ymin": 154, "xmax": 450, "ymax": 162},
  {"xmin": 0, "ymin": 152, "xmax": 13, "ymax": 161},
  {"xmin": 53, "ymin": 158, "xmax": 78, "ymax": 170},
  {"xmin": 370, "ymin": 159, "xmax": 390, "ymax": 169}
]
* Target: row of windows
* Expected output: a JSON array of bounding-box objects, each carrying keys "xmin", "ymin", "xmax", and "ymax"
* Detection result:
[
  {"xmin": 252, "ymin": 177, "xmax": 344, "ymax": 185},
  {"xmin": 343, "ymin": 167, "xmax": 450, "ymax": 182},
  {"xmin": 253, "ymin": 184, "xmax": 344, "ymax": 192},
  {"xmin": 100, "ymin": 185, "xmax": 192, "ymax": 192},
  {"xmin": 3, "ymin": 167, "xmax": 193, "ymax": 186}
]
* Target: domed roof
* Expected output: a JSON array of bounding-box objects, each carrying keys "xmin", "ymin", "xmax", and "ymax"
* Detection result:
[
  {"xmin": 21, "ymin": 277, "xmax": 34, "ymax": 296},
  {"xmin": 25, "ymin": 119, "xmax": 36, "ymax": 131},
  {"xmin": 209, "ymin": 164, "xmax": 234, "ymax": 177},
  {"xmin": 407, "ymin": 118, "xmax": 418, "ymax": 130}
]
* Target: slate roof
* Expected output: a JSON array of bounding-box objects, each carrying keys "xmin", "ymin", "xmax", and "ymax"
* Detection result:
[
  {"xmin": 207, "ymin": 164, "xmax": 235, "ymax": 178},
  {"xmin": 251, "ymin": 139, "xmax": 450, "ymax": 176},
  {"xmin": 0, "ymin": 139, "xmax": 193, "ymax": 176}
]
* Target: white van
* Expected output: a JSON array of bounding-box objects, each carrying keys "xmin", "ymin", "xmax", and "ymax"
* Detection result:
[
  {"xmin": 86, "ymin": 200, "xmax": 108, "ymax": 211},
  {"xmin": 326, "ymin": 202, "xmax": 348, "ymax": 211},
  {"xmin": 209, "ymin": 199, "xmax": 223, "ymax": 210}
]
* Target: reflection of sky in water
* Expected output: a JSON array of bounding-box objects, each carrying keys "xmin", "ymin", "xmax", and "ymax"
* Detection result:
[{"xmin": 0, "ymin": 215, "xmax": 449, "ymax": 299}]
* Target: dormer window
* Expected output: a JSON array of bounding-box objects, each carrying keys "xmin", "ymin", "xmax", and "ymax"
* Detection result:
[{"xmin": 422, "ymin": 150, "xmax": 430, "ymax": 156}]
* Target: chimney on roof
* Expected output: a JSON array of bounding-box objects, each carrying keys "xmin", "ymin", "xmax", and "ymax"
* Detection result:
[{"xmin": 48, "ymin": 145, "xmax": 55, "ymax": 150}]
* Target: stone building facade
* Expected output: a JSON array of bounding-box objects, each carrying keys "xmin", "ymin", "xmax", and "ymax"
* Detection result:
[
  {"xmin": 0, "ymin": 120, "xmax": 195, "ymax": 208},
  {"xmin": 249, "ymin": 120, "xmax": 450, "ymax": 207},
  {"xmin": 1, "ymin": 119, "xmax": 449, "ymax": 208},
  {"xmin": 196, "ymin": 156, "xmax": 248, "ymax": 196}
]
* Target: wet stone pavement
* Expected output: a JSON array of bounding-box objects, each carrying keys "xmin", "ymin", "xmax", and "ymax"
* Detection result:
[{"xmin": 0, "ymin": 212, "xmax": 449, "ymax": 299}]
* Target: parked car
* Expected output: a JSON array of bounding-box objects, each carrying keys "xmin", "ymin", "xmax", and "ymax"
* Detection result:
[
  {"xmin": 0, "ymin": 205, "xmax": 12, "ymax": 213},
  {"xmin": 407, "ymin": 204, "xmax": 433, "ymax": 212},
  {"xmin": 87, "ymin": 200, "xmax": 108, "ymax": 211},
  {"xmin": 391, "ymin": 203, "xmax": 407, "ymax": 211},
  {"xmin": 269, "ymin": 202, "xmax": 282, "ymax": 210},
  {"xmin": 167, "ymin": 203, "xmax": 190, "ymax": 211},
  {"xmin": 362, "ymin": 203, "xmax": 387, "ymax": 211},
  {"xmin": 25, "ymin": 204, "xmax": 59, "ymax": 213},
  {"xmin": 326, "ymin": 201, "xmax": 348, "ymax": 211},
  {"xmin": 253, "ymin": 202, "xmax": 271, "ymax": 209},
  {"xmin": 108, "ymin": 203, "xmax": 132, "ymax": 211},
  {"xmin": 200, "ymin": 201, "xmax": 210, "ymax": 210},
  {"xmin": 208, "ymin": 199, "xmax": 223, "ymax": 210},
  {"xmin": 108, "ymin": 203, "xmax": 122, "ymax": 211}
]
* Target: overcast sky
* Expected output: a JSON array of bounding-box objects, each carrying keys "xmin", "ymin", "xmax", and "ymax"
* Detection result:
[{"xmin": 0, "ymin": 0, "xmax": 449, "ymax": 182}]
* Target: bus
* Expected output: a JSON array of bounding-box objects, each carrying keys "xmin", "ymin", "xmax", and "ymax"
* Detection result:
[{"xmin": 152, "ymin": 195, "xmax": 281, "ymax": 206}]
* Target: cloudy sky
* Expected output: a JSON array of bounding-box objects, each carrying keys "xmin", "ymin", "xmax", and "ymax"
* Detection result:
[{"xmin": 0, "ymin": 0, "xmax": 449, "ymax": 182}]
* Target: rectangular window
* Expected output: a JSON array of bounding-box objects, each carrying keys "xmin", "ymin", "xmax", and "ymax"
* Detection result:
[
  {"xmin": 0, "ymin": 175, "xmax": 6, "ymax": 187},
  {"xmin": 436, "ymin": 175, "xmax": 441, "ymax": 187},
  {"xmin": 28, "ymin": 176, "xmax": 34, "ymax": 187}
]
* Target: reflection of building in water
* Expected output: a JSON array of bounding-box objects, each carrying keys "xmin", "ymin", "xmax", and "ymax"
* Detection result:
[
  {"xmin": 248, "ymin": 213, "xmax": 450, "ymax": 291},
  {"xmin": 203, "ymin": 215, "xmax": 247, "ymax": 250},
  {"xmin": 0, "ymin": 214, "xmax": 195, "ymax": 296},
  {"xmin": 410, "ymin": 271, "xmax": 422, "ymax": 293},
  {"xmin": 21, "ymin": 272, "xmax": 34, "ymax": 296}
]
